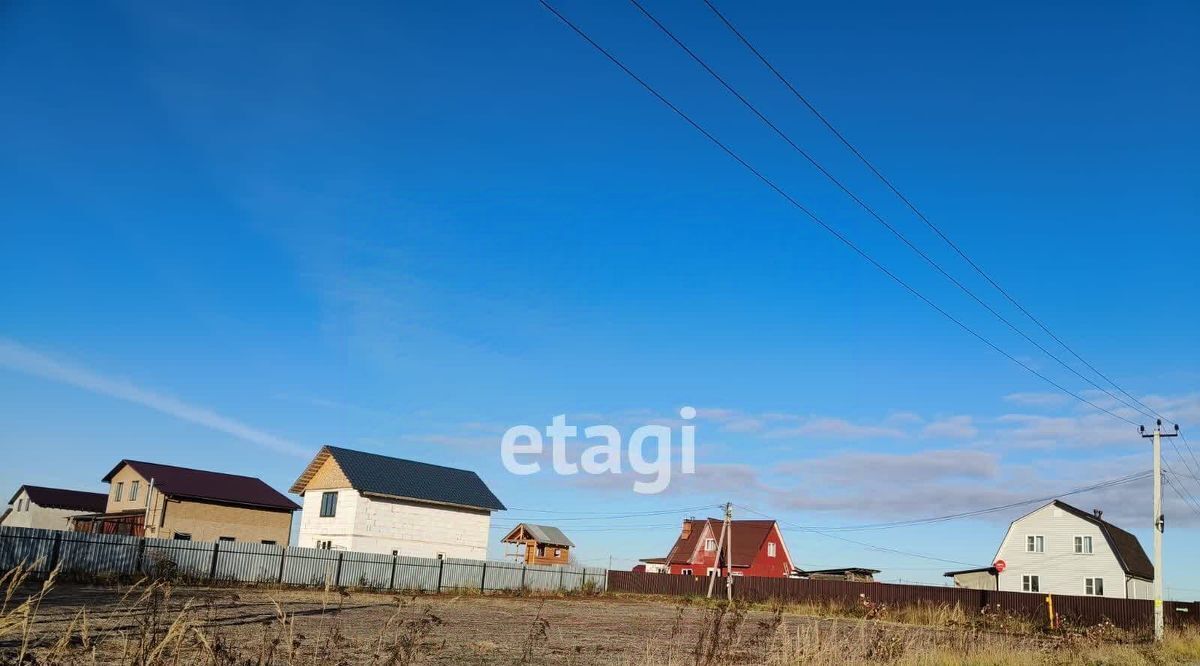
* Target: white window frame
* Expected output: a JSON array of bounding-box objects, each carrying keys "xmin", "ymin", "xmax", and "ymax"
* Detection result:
[
  {"xmin": 1026, "ymin": 535, "xmax": 1044, "ymax": 553},
  {"xmin": 1074, "ymin": 535, "xmax": 1093, "ymax": 554},
  {"xmin": 707, "ymin": 567, "xmax": 719, "ymax": 577},
  {"xmin": 704, "ymin": 538, "xmax": 716, "ymax": 552},
  {"xmin": 767, "ymin": 542, "xmax": 777, "ymax": 558},
  {"xmin": 130, "ymin": 480, "xmax": 139, "ymax": 502},
  {"xmin": 114, "ymin": 482, "xmax": 124, "ymax": 502},
  {"xmin": 681, "ymin": 568, "xmax": 693, "ymax": 576},
  {"xmin": 1086, "ymin": 578, "xmax": 1104, "ymax": 596},
  {"xmin": 1022, "ymin": 574, "xmax": 1040, "ymax": 592}
]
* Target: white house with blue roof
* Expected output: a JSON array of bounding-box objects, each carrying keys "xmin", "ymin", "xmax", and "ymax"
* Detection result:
[{"xmin": 290, "ymin": 445, "xmax": 506, "ymax": 559}]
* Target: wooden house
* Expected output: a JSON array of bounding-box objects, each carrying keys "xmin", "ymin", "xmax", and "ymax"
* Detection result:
[{"xmin": 501, "ymin": 523, "xmax": 574, "ymax": 566}]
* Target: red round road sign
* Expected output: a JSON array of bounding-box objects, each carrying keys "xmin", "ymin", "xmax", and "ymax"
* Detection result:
[{"xmin": 993, "ymin": 560, "xmax": 1006, "ymax": 573}]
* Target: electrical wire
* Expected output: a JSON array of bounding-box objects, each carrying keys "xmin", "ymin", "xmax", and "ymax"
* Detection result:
[
  {"xmin": 700, "ymin": 0, "xmax": 1178, "ymax": 430},
  {"xmin": 537, "ymin": 0, "xmax": 1139, "ymax": 427},
  {"xmin": 630, "ymin": 0, "xmax": 1158, "ymax": 424}
]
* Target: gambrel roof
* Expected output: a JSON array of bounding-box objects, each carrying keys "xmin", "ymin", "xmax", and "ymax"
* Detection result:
[{"xmin": 290, "ymin": 445, "xmax": 506, "ymax": 512}]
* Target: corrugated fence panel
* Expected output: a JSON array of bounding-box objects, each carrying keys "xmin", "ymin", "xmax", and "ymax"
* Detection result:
[
  {"xmin": 392, "ymin": 556, "xmax": 442, "ymax": 592},
  {"xmin": 482, "ymin": 560, "xmax": 525, "ymax": 591},
  {"xmin": 213, "ymin": 542, "xmax": 283, "ymax": 583},
  {"xmin": 523, "ymin": 563, "xmax": 561, "ymax": 591},
  {"xmin": 282, "ymin": 547, "xmax": 340, "ymax": 587},
  {"xmin": 59, "ymin": 531, "xmax": 140, "ymax": 577},
  {"xmin": 440, "ymin": 558, "xmax": 485, "ymax": 590},
  {"xmin": 606, "ymin": 572, "xmax": 1200, "ymax": 631},
  {"xmin": 141, "ymin": 538, "xmax": 214, "ymax": 579},
  {"xmin": 0, "ymin": 527, "xmax": 58, "ymax": 573},
  {"xmin": 338, "ymin": 551, "xmax": 394, "ymax": 589}
]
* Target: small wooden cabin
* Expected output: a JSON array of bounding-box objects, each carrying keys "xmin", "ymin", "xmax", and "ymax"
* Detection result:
[{"xmin": 501, "ymin": 523, "xmax": 574, "ymax": 566}]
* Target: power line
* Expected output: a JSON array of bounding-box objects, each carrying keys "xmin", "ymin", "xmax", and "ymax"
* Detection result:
[
  {"xmin": 630, "ymin": 0, "xmax": 1158, "ymax": 425},
  {"xmin": 774, "ymin": 470, "xmax": 1152, "ymax": 532},
  {"xmin": 538, "ymin": 0, "xmax": 1139, "ymax": 427},
  {"xmin": 736, "ymin": 503, "xmax": 974, "ymax": 566},
  {"xmin": 700, "ymin": 0, "xmax": 1177, "ymax": 429}
]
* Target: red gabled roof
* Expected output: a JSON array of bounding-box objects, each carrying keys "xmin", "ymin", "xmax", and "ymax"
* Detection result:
[
  {"xmin": 665, "ymin": 519, "xmax": 779, "ymax": 568},
  {"xmin": 102, "ymin": 460, "xmax": 299, "ymax": 511},
  {"xmin": 9, "ymin": 486, "xmax": 108, "ymax": 513}
]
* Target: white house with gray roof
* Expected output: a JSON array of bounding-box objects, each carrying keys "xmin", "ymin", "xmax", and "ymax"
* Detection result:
[
  {"xmin": 290, "ymin": 446, "xmax": 506, "ymax": 559},
  {"xmin": 946, "ymin": 500, "xmax": 1153, "ymax": 599}
]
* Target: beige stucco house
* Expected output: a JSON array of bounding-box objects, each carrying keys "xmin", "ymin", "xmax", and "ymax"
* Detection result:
[
  {"xmin": 73, "ymin": 460, "xmax": 299, "ymax": 545},
  {"xmin": 1, "ymin": 486, "xmax": 108, "ymax": 531}
]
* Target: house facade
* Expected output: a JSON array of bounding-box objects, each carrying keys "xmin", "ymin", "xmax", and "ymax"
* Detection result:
[
  {"xmin": 663, "ymin": 519, "xmax": 793, "ymax": 578},
  {"xmin": 946, "ymin": 500, "xmax": 1153, "ymax": 599},
  {"xmin": 1, "ymin": 486, "xmax": 107, "ymax": 531},
  {"xmin": 72, "ymin": 460, "xmax": 298, "ymax": 545},
  {"xmin": 501, "ymin": 523, "xmax": 574, "ymax": 566},
  {"xmin": 291, "ymin": 446, "xmax": 506, "ymax": 559}
]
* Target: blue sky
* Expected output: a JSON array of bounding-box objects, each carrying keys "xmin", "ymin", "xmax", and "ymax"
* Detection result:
[{"xmin": 2, "ymin": 1, "xmax": 1198, "ymax": 593}]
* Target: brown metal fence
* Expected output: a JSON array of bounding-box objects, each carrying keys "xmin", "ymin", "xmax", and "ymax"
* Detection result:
[{"xmin": 607, "ymin": 571, "xmax": 1200, "ymax": 632}]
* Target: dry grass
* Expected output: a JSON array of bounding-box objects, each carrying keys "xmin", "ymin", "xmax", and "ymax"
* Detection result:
[{"xmin": 3, "ymin": 564, "xmax": 1200, "ymax": 665}]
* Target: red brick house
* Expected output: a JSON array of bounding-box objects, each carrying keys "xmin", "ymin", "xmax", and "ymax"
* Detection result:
[{"xmin": 664, "ymin": 519, "xmax": 793, "ymax": 578}]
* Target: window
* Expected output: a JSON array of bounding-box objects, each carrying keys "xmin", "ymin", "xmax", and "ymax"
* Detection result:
[
  {"xmin": 681, "ymin": 568, "xmax": 693, "ymax": 576},
  {"xmin": 1025, "ymin": 535, "xmax": 1044, "ymax": 553},
  {"xmin": 707, "ymin": 567, "xmax": 719, "ymax": 576},
  {"xmin": 1086, "ymin": 578, "xmax": 1104, "ymax": 596},
  {"xmin": 1074, "ymin": 536, "xmax": 1093, "ymax": 554},
  {"xmin": 767, "ymin": 542, "xmax": 777, "ymax": 558},
  {"xmin": 1022, "ymin": 575, "xmax": 1040, "ymax": 592},
  {"xmin": 537, "ymin": 544, "xmax": 546, "ymax": 557},
  {"xmin": 319, "ymin": 491, "xmax": 337, "ymax": 517},
  {"xmin": 437, "ymin": 553, "xmax": 446, "ymax": 560},
  {"xmin": 218, "ymin": 536, "xmax": 234, "ymax": 542},
  {"xmin": 554, "ymin": 548, "xmax": 562, "ymax": 557},
  {"xmin": 262, "ymin": 540, "xmax": 277, "ymax": 545},
  {"xmin": 704, "ymin": 538, "xmax": 716, "ymax": 552},
  {"xmin": 316, "ymin": 540, "xmax": 332, "ymax": 549},
  {"xmin": 130, "ymin": 480, "xmax": 139, "ymax": 502},
  {"xmin": 114, "ymin": 482, "xmax": 124, "ymax": 501},
  {"xmin": 174, "ymin": 532, "xmax": 192, "ymax": 541}
]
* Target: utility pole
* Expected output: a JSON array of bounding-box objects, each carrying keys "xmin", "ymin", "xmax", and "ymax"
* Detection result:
[
  {"xmin": 705, "ymin": 507, "xmax": 729, "ymax": 599},
  {"xmin": 1140, "ymin": 419, "xmax": 1179, "ymax": 642},
  {"xmin": 724, "ymin": 502, "xmax": 734, "ymax": 601}
]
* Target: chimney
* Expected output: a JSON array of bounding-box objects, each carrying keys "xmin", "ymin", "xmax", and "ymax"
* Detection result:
[
  {"xmin": 680, "ymin": 519, "xmax": 693, "ymax": 539},
  {"xmin": 1093, "ymin": 509, "xmax": 1103, "ymax": 519}
]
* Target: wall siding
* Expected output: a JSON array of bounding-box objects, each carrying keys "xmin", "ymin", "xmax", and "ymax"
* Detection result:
[{"xmin": 1, "ymin": 491, "xmax": 86, "ymax": 531}]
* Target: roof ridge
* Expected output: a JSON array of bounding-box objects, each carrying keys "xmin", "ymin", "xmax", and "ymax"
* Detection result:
[
  {"xmin": 123, "ymin": 459, "xmax": 269, "ymax": 482},
  {"xmin": 324, "ymin": 446, "xmax": 489, "ymax": 476}
]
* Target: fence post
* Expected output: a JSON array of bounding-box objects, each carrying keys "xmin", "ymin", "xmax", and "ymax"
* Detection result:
[
  {"xmin": 208, "ymin": 542, "xmax": 221, "ymax": 581},
  {"xmin": 135, "ymin": 538, "xmax": 146, "ymax": 575},
  {"xmin": 277, "ymin": 546, "xmax": 287, "ymax": 584},
  {"xmin": 520, "ymin": 565, "xmax": 527, "ymax": 591},
  {"xmin": 335, "ymin": 552, "xmax": 344, "ymax": 587},
  {"xmin": 47, "ymin": 531, "xmax": 63, "ymax": 575},
  {"xmin": 480, "ymin": 561, "xmax": 487, "ymax": 593},
  {"xmin": 436, "ymin": 558, "xmax": 444, "ymax": 593},
  {"xmin": 389, "ymin": 554, "xmax": 398, "ymax": 590}
]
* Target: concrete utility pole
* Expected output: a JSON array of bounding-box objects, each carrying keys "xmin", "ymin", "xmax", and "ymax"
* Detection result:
[
  {"xmin": 1140, "ymin": 419, "xmax": 1179, "ymax": 642},
  {"xmin": 705, "ymin": 510, "xmax": 728, "ymax": 599}
]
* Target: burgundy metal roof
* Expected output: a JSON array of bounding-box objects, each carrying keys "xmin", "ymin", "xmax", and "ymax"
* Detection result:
[
  {"xmin": 665, "ymin": 519, "xmax": 779, "ymax": 568},
  {"xmin": 9, "ymin": 486, "xmax": 108, "ymax": 513},
  {"xmin": 102, "ymin": 460, "xmax": 299, "ymax": 511}
]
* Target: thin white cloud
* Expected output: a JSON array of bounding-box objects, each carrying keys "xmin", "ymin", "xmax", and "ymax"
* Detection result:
[
  {"xmin": 921, "ymin": 415, "xmax": 978, "ymax": 440},
  {"xmin": 0, "ymin": 339, "xmax": 311, "ymax": 458},
  {"xmin": 765, "ymin": 417, "xmax": 905, "ymax": 440},
  {"xmin": 1003, "ymin": 392, "xmax": 1070, "ymax": 408}
]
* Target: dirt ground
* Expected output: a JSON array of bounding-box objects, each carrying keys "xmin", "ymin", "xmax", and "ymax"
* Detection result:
[{"xmin": 7, "ymin": 583, "xmax": 973, "ymax": 664}]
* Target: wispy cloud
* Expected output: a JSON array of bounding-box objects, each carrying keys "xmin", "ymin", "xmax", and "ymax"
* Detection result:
[
  {"xmin": 921, "ymin": 415, "xmax": 978, "ymax": 440},
  {"xmin": 1003, "ymin": 392, "xmax": 1071, "ymax": 408},
  {"xmin": 0, "ymin": 339, "xmax": 311, "ymax": 458}
]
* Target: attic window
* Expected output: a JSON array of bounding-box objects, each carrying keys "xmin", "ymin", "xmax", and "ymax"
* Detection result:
[
  {"xmin": 705, "ymin": 538, "xmax": 716, "ymax": 552},
  {"xmin": 1074, "ymin": 536, "xmax": 1093, "ymax": 554},
  {"xmin": 768, "ymin": 542, "xmax": 777, "ymax": 558},
  {"xmin": 320, "ymin": 492, "xmax": 338, "ymax": 517},
  {"xmin": 1026, "ymin": 535, "xmax": 1044, "ymax": 553}
]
